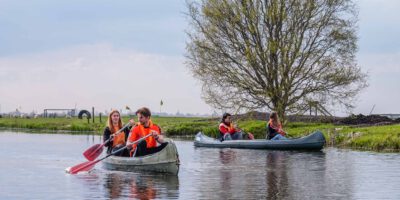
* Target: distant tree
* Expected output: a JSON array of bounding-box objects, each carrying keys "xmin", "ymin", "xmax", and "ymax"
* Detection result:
[{"xmin": 186, "ymin": 0, "xmax": 367, "ymax": 122}]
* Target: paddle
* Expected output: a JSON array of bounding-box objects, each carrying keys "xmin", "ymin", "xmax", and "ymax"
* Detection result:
[
  {"xmin": 68, "ymin": 134, "xmax": 152, "ymax": 174},
  {"xmin": 83, "ymin": 122, "xmax": 132, "ymax": 161}
]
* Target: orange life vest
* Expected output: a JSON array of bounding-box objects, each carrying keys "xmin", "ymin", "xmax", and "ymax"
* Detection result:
[
  {"xmin": 128, "ymin": 120, "xmax": 161, "ymax": 154},
  {"xmin": 111, "ymin": 125, "xmax": 126, "ymax": 147}
]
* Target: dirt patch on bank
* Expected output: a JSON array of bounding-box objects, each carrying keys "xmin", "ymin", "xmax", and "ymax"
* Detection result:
[{"xmin": 335, "ymin": 114, "xmax": 400, "ymax": 127}]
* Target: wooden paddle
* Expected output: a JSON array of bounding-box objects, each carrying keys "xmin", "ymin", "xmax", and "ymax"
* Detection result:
[
  {"xmin": 68, "ymin": 134, "xmax": 152, "ymax": 174},
  {"xmin": 83, "ymin": 123, "xmax": 132, "ymax": 161}
]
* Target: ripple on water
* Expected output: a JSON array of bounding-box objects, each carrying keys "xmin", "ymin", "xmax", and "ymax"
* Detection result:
[{"xmin": 0, "ymin": 132, "xmax": 400, "ymax": 199}]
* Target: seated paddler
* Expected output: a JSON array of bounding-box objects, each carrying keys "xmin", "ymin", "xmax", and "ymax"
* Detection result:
[
  {"xmin": 219, "ymin": 113, "xmax": 254, "ymax": 141},
  {"xmin": 103, "ymin": 109, "xmax": 135, "ymax": 157},
  {"xmin": 126, "ymin": 107, "xmax": 167, "ymax": 157}
]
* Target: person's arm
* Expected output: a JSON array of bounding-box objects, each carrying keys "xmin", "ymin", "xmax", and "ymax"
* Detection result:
[
  {"xmin": 103, "ymin": 127, "xmax": 112, "ymax": 147},
  {"xmin": 123, "ymin": 119, "xmax": 137, "ymax": 142},
  {"xmin": 277, "ymin": 127, "xmax": 286, "ymax": 136},
  {"xmin": 268, "ymin": 123, "xmax": 278, "ymax": 136},
  {"xmin": 219, "ymin": 125, "xmax": 230, "ymax": 135},
  {"xmin": 275, "ymin": 122, "xmax": 286, "ymax": 135},
  {"xmin": 126, "ymin": 128, "xmax": 138, "ymax": 150},
  {"xmin": 232, "ymin": 123, "xmax": 241, "ymax": 133},
  {"xmin": 151, "ymin": 126, "xmax": 164, "ymax": 143},
  {"xmin": 127, "ymin": 119, "xmax": 136, "ymax": 130},
  {"xmin": 123, "ymin": 128, "xmax": 130, "ymax": 143}
]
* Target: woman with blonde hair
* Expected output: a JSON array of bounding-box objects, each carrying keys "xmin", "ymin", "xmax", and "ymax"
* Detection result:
[
  {"xmin": 103, "ymin": 109, "xmax": 135, "ymax": 156},
  {"xmin": 266, "ymin": 112, "xmax": 287, "ymax": 140}
]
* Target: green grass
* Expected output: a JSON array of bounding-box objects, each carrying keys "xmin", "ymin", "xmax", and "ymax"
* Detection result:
[
  {"xmin": 1, "ymin": 116, "xmax": 399, "ymax": 152},
  {"xmin": 334, "ymin": 124, "xmax": 400, "ymax": 151},
  {"xmin": 0, "ymin": 117, "xmax": 103, "ymax": 131}
]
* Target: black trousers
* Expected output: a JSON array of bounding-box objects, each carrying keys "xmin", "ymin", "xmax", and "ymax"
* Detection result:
[
  {"xmin": 134, "ymin": 140, "xmax": 168, "ymax": 157},
  {"xmin": 111, "ymin": 144, "xmax": 130, "ymax": 157}
]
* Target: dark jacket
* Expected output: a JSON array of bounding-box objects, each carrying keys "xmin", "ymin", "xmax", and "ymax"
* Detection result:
[
  {"xmin": 103, "ymin": 126, "xmax": 131, "ymax": 154},
  {"xmin": 267, "ymin": 123, "xmax": 279, "ymax": 140}
]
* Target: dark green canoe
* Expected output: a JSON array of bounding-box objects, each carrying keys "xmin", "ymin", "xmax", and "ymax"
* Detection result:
[
  {"xmin": 103, "ymin": 138, "xmax": 180, "ymax": 175},
  {"xmin": 194, "ymin": 131, "xmax": 325, "ymax": 150}
]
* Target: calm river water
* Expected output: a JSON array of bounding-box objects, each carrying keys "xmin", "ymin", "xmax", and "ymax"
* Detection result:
[{"xmin": 0, "ymin": 130, "xmax": 399, "ymax": 199}]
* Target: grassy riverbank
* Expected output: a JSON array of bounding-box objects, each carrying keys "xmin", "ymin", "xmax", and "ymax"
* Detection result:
[{"xmin": 0, "ymin": 116, "xmax": 399, "ymax": 151}]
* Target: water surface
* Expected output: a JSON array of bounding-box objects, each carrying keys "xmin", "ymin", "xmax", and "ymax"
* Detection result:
[{"xmin": 0, "ymin": 131, "xmax": 399, "ymax": 199}]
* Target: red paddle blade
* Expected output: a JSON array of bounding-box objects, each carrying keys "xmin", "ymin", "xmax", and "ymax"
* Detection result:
[
  {"xmin": 67, "ymin": 160, "xmax": 99, "ymax": 174},
  {"xmin": 83, "ymin": 144, "xmax": 103, "ymax": 161}
]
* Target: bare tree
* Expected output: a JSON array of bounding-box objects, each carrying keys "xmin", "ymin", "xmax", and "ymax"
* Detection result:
[{"xmin": 186, "ymin": 0, "xmax": 367, "ymax": 122}]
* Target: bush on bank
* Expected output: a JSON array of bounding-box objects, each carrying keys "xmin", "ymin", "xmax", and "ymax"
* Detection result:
[{"xmin": 0, "ymin": 116, "xmax": 399, "ymax": 151}]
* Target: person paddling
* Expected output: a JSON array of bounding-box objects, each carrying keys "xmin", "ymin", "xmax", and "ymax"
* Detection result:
[
  {"xmin": 219, "ymin": 113, "xmax": 254, "ymax": 141},
  {"xmin": 266, "ymin": 112, "xmax": 287, "ymax": 140},
  {"xmin": 103, "ymin": 110, "xmax": 135, "ymax": 157},
  {"xmin": 126, "ymin": 107, "xmax": 167, "ymax": 157}
]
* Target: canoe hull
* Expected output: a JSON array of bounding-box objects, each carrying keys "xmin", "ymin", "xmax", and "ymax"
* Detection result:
[
  {"xmin": 103, "ymin": 139, "xmax": 180, "ymax": 175},
  {"xmin": 194, "ymin": 131, "xmax": 325, "ymax": 150}
]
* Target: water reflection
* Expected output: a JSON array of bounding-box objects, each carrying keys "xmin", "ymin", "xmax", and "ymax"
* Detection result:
[
  {"xmin": 218, "ymin": 150, "xmax": 236, "ymax": 199},
  {"xmin": 195, "ymin": 149, "xmax": 333, "ymax": 199},
  {"xmin": 265, "ymin": 151, "xmax": 289, "ymax": 199},
  {"xmin": 1, "ymin": 131, "xmax": 400, "ymax": 200},
  {"xmin": 219, "ymin": 149, "xmax": 237, "ymax": 164},
  {"xmin": 104, "ymin": 173, "xmax": 124, "ymax": 199},
  {"xmin": 86, "ymin": 133, "xmax": 100, "ymax": 146},
  {"xmin": 103, "ymin": 172, "xmax": 179, "ymax": 199}
]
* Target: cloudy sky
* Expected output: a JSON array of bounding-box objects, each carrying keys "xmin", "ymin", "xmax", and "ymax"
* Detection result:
[{"xmin": 0, "ymin": 0, "xmax": 399, "ymax": 116}]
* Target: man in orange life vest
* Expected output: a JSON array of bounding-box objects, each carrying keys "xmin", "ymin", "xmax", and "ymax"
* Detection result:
[{"xmin": 126, "ymin": 107, "xmax": 167, "ymax": 157}]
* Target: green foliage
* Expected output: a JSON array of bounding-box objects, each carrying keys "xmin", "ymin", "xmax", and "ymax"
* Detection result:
[
  {"xmin": 236, "ymin": 120, "xmax": 266, "ymax": 138},
  {"xmin": 335, "ymin": 124, "xmax": 400, "ymax": 151},
  {"xmin": 186, "ymin": 0, "xmax": 367, "ymax": 123},
  {"xmin": 0, "ymin": 117, "xmax": 98, "ymax": 132},
  {"xmin": 1, "ymin": 116, "xmax": 399, "ymax": 152},
  {"xmin": 285, "ymin": 122, "xmax": 335, "ymax": 138}
]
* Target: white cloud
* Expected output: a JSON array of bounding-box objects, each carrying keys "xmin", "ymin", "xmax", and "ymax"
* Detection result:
[
  {"xmin": 350, "ymin": 51, "xmax": 400, "ymax": 115},
  {"xmin": 0, "ymin": 43, "xmax": 212, "ymax": 114},
  {"xmin": 358, "ymin": 52, "xmax": 400, "ymax": 74}
]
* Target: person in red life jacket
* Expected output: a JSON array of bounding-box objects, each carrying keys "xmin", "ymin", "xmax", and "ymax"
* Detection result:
[
  {"xmin": 103, "ymin": 109, "xmax": 135, "ymax": 157},
  {"xmin": 266, "ymin": 112, "xmax": 287, "ymax": 140},
  {"xmin": 219, "ymin": 113, "xmax": 254, "ymax": 141},
  {"xmin": 126, "ymin": 107, "xmax": 167, "ymax": 157}
]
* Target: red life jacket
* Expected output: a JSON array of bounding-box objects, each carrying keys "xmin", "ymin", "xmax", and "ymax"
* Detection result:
[{"xmin": 219, "ymin": 122, "xmax": 236, "ymax": 135}]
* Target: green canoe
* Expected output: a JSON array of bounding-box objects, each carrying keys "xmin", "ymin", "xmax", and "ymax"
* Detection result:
[
  {"xmin": 194, "ymin": 131, "xmax": 325, "ymax": 150},
  {"xmin": 103, "ymin": 138, "xmax": 180, "ymax": 175}
]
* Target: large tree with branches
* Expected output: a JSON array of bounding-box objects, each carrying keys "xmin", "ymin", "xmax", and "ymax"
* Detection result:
[{"xmin": 186, "ymin": 0, "xmax": 367, "ymax": 122}]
